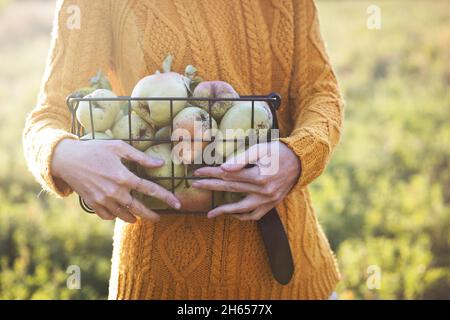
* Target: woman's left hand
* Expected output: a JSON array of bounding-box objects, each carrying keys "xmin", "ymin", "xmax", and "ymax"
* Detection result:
[{"xmin": 192, "ymin": 141, "xmax": 301, "ymax": 221}]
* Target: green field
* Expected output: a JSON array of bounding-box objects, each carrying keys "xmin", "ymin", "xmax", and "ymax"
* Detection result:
[{"xmin": 0, "ymin": 0, "xmax": 449, "ymax": 299}]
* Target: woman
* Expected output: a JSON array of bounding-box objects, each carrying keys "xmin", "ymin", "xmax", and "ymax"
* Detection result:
[{"xmin": 23, "ymin": 0, "xmax": 343, "ymax": 299}]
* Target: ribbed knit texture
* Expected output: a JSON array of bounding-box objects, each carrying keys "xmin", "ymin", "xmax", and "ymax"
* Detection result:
[{"xmin": 23, "ymin": 0, "xmax": 344, "ymax": 300}]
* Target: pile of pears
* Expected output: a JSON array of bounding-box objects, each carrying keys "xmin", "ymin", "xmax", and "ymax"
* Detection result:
[{"xmin": 71, "ymin": 56, "xmax": 273, "ymax": 212}]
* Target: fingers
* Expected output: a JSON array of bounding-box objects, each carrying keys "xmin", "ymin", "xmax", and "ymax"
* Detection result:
[
  {"xmin": 140, "ymin": 179, "xmax": 181, "ymax": 209},
  {"xmin": 194, "ymin": 166, "xmax": 265, "ymax": 185},
  {"xmin": 91, "ymin": 204, "xmax": 116, "ymax": 221},
  {"xmin": 221, "ymin": 143, "xmax": 269, "ymax": 172},
  {"xmin": 115, "ymin": 141, "xmax": 164, "ymax": 169},
  {"xmin": 84, "ymin": 200, "xmax": 114, "ymax": 220},
  {"xmin": 129, "ymin": 197, "xmax": 161, "ymax": 222},
  {"xmin": 192, "ymin": 179, "xmax": 261, "ymax": 194},
  {"xmin": 194, "ymin": 166, "xmax": 225, "ymax": 178},
  {"xmin": 120, "ymin": 171, "xmax": 181, "ymax": 209},
  {"xmin": 232, "ymin": 203, "xmax": 275, "ymax": 221},
  {"xmin": 115, "ymin": 192, "xmax": 160, "ymax": 222},
  {"xmin": 103, "ymin": 201, "xmax": 137, "ymax": 224},
  {"xmin": 207, "ymin": 194, "xmax": 262, "ymax": 218}
]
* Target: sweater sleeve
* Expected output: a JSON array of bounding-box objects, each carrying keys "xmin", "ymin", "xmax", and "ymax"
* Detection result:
[
  {"xmin": 22, "ymin": 0, "xmax": 112, "ymax": 198},
  {"xmin": 279, "ymin": 0, "xmax": 344, "ymax": 189}
]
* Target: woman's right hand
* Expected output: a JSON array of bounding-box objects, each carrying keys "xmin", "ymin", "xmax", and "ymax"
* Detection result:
[{"xmin": 51, "ymin": 138, "xmax": 181, "ymax": 223}]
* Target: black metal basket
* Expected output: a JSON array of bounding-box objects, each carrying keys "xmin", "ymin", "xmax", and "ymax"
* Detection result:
[{"xmin": 66, "ymin": 93, "xmax": 281, "ymax": 214}]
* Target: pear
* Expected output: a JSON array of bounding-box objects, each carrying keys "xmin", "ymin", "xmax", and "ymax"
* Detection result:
[
  {"xmin": 144, "ymin": 143, "xmax": 183, "ymax": 190},
  {"xmin": 191, "ymin": 81, "xmax": 239, "ymax": 121},
  {"xmin": 112, "ymin": 113, "xmax": 155, "ymax": 151},
  {"xmin": 154, "ymin": 126, "xmax": 172, "ymax": 143},
  {"xmin": 131, "ymin": 56, "xmax": 189, "ymax": 127},
  {"xmin": 215, "ymin": 101, "xmax": 273, "ymax": 159},
  {"xmin": 174, "ymin": 178, "xmax": 214, "ymax": 212},
  {"xmin": 172, "ymin": 106, "xmax": 217, "ymax": 164},
  {"xmin": 174, "ymin": 166, "xmax": 223, "ymax": 212},
  {"xmin": 76, "ymin": 89, "xmax": 121, "ymax": 132}
]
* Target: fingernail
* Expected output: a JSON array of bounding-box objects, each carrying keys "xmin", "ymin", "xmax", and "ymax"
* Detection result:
[{"xmin": 174, "ymin": 201, "xmax": 181, "ymax": 210}]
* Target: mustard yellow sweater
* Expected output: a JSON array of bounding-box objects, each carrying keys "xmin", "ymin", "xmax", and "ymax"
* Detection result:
[{"xmin": 23, "ymin": 0, "xmax": 344, "ymax": 299}]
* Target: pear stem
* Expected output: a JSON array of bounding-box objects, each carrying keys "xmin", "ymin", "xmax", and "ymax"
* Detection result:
[{"xmin": 162, "ymin": 55, "xmax": 174, "ymax": 73}]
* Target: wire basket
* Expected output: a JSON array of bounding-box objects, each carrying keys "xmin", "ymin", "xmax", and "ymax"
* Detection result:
[{"xmin": 66, "ymin": 93, "xmax": 281, "ymax": 214}]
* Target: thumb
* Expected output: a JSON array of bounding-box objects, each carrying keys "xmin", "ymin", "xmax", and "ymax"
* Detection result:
[{"xmin": 221, "ymin": 143, "xmax": 269, "ymax": 172}]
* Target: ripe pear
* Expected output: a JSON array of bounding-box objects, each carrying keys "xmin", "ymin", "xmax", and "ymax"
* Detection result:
[
  {"xmin": 144, "ymin": 143, "xmax": 183, "ymax": 190},
  {"xmin": 76, "ymin": 89, "xmax": 121, "ymax": 132},
  {"xmin": 172, "ymin": 107, "xmax": 217, "ymax": 164},
  {"xmin": 174, "ymin": 178, "xmax": 214, "ymax": 212},
  {"xmin": 112, "ymin": 113, "xmax": 155, "ymax": 151},
  {"xmin": 191, "ymin": 81, "xmax": 239, "ymax": 120},
  {"xmin": 215, "ymin": 101, "xmax": 273, "ymax": 159}
]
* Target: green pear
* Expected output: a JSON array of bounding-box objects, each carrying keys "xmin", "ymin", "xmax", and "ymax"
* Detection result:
[
  {"xmin": 112, "ymin": 113, "xmax": 155, "ymax": 151},
  {"xmin": 144, "ymin": 143, "xmax": 183, "ymax": 190},
  {"xmin": 216, "ymin": 101, "xmax": 273, "ymax": 159},
  {"xmin": 76, "ymin": 89, "xmax": 121, "ymax": 132},
  {"xmin": 131, "ymin": 57, "xmax": 189, "ymax": 127},
  {"xmin": 154, "ymin": 126, "xmax": 172, "ymax": 143}
]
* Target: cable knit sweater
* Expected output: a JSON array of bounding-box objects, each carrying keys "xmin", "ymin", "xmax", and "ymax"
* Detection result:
[{"xmin": 23, "ymin": 0, "xmax": 344, "ymax": 299}]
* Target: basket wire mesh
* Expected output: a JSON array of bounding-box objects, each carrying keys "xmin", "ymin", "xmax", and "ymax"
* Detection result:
[{"xmin": 66, "ymin": 93, "xmax": 281, "ymax": 214}]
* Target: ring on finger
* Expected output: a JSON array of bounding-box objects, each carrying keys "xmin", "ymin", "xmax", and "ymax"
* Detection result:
[
  {"xmin": 125, "ymin": 197, "xmax": 134, "ymax": 211},
  {"xmin": 134, "ymin": 178, "xmax": 143, "ymax": 192}
]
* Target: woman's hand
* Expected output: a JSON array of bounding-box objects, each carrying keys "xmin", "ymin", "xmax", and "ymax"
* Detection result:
[
  {"xmin": 192, "ymin": 141, "xmax": 301, "ymax": 221},
  {"xmin": 52, "ymin": 139, "xmax": 181, "ymax": 223}
]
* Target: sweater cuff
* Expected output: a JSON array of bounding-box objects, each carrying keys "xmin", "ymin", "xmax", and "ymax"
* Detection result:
[
  {"xmin": 41, "ymin": 130, "xmax": 79, "ymax": 198},
  {"xmin": 280, "ymin": 131, "xmax": 330, "ymax": 189}
]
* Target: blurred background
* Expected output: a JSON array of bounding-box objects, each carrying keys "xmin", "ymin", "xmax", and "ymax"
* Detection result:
[{"xmin": 0, "ymin": 0, "xmax": 449, "ymax": 299}]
